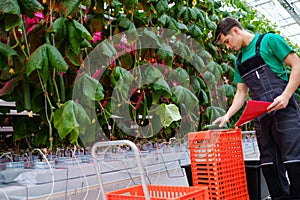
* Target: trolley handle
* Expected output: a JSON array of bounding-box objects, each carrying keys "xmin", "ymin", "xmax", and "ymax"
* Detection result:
[{"xmin": 91, "ymin": 140, "xmax": 150, "ymax": 200}]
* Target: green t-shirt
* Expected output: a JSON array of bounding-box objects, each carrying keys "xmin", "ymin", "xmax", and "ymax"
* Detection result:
[{"xmin": 234, "ymin": 33, "xmax": 293, "ymax": 83}]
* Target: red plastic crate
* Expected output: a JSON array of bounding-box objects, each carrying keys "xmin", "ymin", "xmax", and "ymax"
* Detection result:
[
  {"xmin": 106, "ymin": 185, "xmax": 209, "ymax": 200},
  {"xmin": 188, "ymin": 129, "xmax": 249, "ymax": 200}
]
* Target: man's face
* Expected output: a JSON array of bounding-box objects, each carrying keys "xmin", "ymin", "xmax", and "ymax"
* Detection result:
[{"xmin": 219, "ymin": 29, "xmax": 241, "ymax": 51}]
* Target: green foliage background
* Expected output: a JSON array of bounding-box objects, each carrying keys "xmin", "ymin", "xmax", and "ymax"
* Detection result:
[{"xmin": 0, "ymin": 0, "xmax": 298, "ymax": 151}]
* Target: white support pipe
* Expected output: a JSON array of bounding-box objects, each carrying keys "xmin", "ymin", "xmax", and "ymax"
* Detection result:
[{"xmin": 91, "ymin": 140, "xmax": 150, "ymax": 200}]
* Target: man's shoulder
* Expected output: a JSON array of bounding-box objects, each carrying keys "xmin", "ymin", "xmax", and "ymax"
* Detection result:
[
  {"xmin": 262, "ymin": 32, "xmax": 284, "ymax": 41},
  {"xmin": 261, "ymin": 33, "xmax": 288, "ymax": 48}
]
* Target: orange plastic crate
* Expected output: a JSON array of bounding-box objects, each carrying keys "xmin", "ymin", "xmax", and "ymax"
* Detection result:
[
  {"xmin": 106, "ymin": 185, "xmax": 209, "ymax": 200},
  {"xmin": 188, "ymin": 129, "xmax": 249, "ymax": 200}
]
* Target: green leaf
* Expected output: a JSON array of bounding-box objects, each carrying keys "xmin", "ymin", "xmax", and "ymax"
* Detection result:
[
  {"xmin": 198, "ymin": 76, "xmax": 207, "ymax": 89},
  {"xmin": 210, "ymin": 14, "xmax": 220, "ymax": 23},
  {"xmin": 25, "ymin": 44, "xmax": 50, "ymax": 81},
  {"xmin": 142, "ymin": 65, "xmax": 164, "ymax": 84},
  {"xmin": 143, "ymin": 28, "xmax": 161, "ymax": 47},
  {"xmin": 191, "ymin": 53, "xmax": 205, "ymax": 73},
  {"xmin": 0, "ymin": 0, "xmax": 20, "ymax": 15},
  {"xmin": 112, "ymin": 66, "xmax": 134, "ymax": 98},
  {"xmin": 196, "ymin": 8, "xmax": 206, "ymax": 26},
  {"xmin": 177, "ymin": 6, "xmax": 187, "ymax": 19},
  {"xmin": 50, "ymin": 17, "xmax": 67, "ymax": 46},
  {"xmin": 177, "ymin": 22, "xmax": 188, "ymax": 31},
  {"xmin": 119, "ymin": 17, "xmax": 135, "ymax": 30},
  {"xmin": 81, "ymin": 39, "xmax": 92, "ymax": 48},
  {"xmin": 156, "ymin": 0, "xmax": 168, "ymax": 15},
  {"xmin": 0, "ymin": 55, "xmax": 8, "ymax": 70},
  {"xmin": 98, "ymin": 40, "xmax": 117, "ymax": 59},
  {"xmin": 202, "ymin": 123, "xmax": 221, "ymax": 130},
  {"xmin": 174, "ymin": 40, "xmax": 191, "ymax": 61},
  {"xmin": 188, "ymin": 24, "xmax": 202, "ymax": 39},
  {"xmin": 206, "ymin": 61, "xmax": 223, "ymax": 78},
  {"xmin": 39, "ymin": 61, "xmax": 50, "ymax": 82},
  {"xmin": 80, "ymin": 0, "xmax": 91, "ymax": 7},
  {"xmin": 119, "ymin": 53, "xmax": 133, "ymax": 69},
  {"xmin": 32, "ymin": 127, "xmax": 48, "ymax": 146},
  {"xmin": 158, "ymin": 14, "xmax": 168, "ymax": 26},
  {"xmin": 221, "ymin": 63, "xmax": 235, "ymax": 81},
  {"xmin": 153, "ymin": 103, "xmax": 181, "ymax": 127},
  {"xmin": 152, "ymin": 78, "xmax": 172, "ymax": 96},
  {"xmin": 228, "ymin": 53, "xmax": 236, "ymax": 61},
  {"xmin": 172, "ymin": 85, "xmax": 198, "ymax": 113},
  {"xmin": 47, "ymin": 44, "xmax": 68, "ymax": 72},
  {"xmin": 4, "ymin": 14, "xmax": 21, "ymax": 31},
  {"xmin": 206, "ymin": 42, "xmax": 218, "ymax": 58},
  {"xmin": 294, "ymin": 92, "xmax": 300, "ymax": 102},
  {"xmin": 64, "ymin": 0, "xmax": 80, "ymax": 16},
  {"xmin": 206, "ymin": 17, "xmax": 217, "ymax": 30},
  {"xmin": 0, "ymin": 42, "xmax": 17, "ymax": 57},
  {"xmin": 199, "ymin": 49, "xmax": 212, "ymax": 65},
  {"xmin": 199, "ymin": 89, "xmax": 209, "ymax": 105},
  {"xmin": 220, "ymin": 84, "xmax": 236, "ymax": 97},
  {"xmin": 66, "ymin": 48, "xmax": 81, "ymax": 66},
  {"xmin": 25, "ymin": 44, "xmax": 48, "ymax": 77},
  {"xmin": 167, "ymin": 17, "xmax": 179, "ymax": 31},
  {"xmin": 206, "ymin": 106, "xmax": 226, "ymax": 122},
  {"xmin": 123, "ymin": 0, "xmax": 138, "ymax": 9},
  {"xmin": 0, "ymin": 0, "xmax": 21, "ymax": 31},
  {"xmin": 112, "ymin": 66, "xmax": 134, "ymax": 83},
  {"xmin": 202, "ymin": 71, "xmax": 216, "ymax": 87},
  {"xmin": 77, "ymin": 74, "xmax": 104, "ymax": 101},
  {"xmin": 13, "ymin": 118, "xmax": 29, "ymax": 139},
  {"xmin": 18, "ymin": 0, "xmax": 43, "ymax": 18},
  {"xmin": 182, "ymin": 8, "xmax": 190, "ymax": 24},
  {"xmin": 157, "ymin": 43, "xmax": 173, "ymax": 63},
  {"xmin": 191, "ymin": 76, "xmax": 200, "ymax": 93},
  {"xmin": 73, "ymin": 20, "xmax": 93, "ymax": 40},
  {"xmin": 168, "ymin": 68, "xmax": 190, "ymax": 87},
  {"xmin": 54, "ymin": 100, "xmax": 91, "ymax": 143},
  {"xmin": 67, "ymin": 20, "xmax": 83, "ymax": 55},
  {"xmin": 188, "ymin": 8, "xmax": 197, "ymax": 21}
]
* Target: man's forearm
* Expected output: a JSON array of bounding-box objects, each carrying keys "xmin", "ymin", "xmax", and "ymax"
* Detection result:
[
  {"xmin": 283, "ymin": 53, "xmax": 300, "ymax": 99},
  {"xmin": 226, "ymin": 90, "xmax": 248, "ymax": 118}
]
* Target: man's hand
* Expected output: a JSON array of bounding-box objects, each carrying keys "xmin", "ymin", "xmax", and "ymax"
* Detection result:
[
  {"xmin": 212, "ymin": 114, "xmax": 230, "ymax": 128},
  {"xmin": 267, "ymin": 95, "xmax": 289, "ymax": 112}
]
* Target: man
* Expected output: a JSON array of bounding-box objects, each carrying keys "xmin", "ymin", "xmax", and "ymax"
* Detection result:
[{"xmin": 213, "ymin": 17, "xmax": 300, "ymax": 199}]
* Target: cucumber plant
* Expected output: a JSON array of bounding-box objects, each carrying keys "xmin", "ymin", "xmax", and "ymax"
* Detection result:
[{"xmin": 0, "ymin": 0, "xmax": 298, "ymax": 152}]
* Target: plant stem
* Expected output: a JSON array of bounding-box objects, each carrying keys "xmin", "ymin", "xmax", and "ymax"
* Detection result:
[
  {"xmin": 52, "ymin": 69, "xmax": 61, "ymax": 105},
  {"xmin": 37, "ymin": 71, "xmax": 54, "ymax": 151},
  {"xmin": 21, "ymin": 18, "xmax": 31, "ymax": 57},
  {"xmin": 12, "ymin": 27, "xmax": 29, "ymax": 58},
  {"xmin": 97, "ymin": 101, "xmax": 112, "ymax": 138}
]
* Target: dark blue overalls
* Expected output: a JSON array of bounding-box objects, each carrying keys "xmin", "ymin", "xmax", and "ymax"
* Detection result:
[{"xmin": 237, "ymin": 34, "xmax": 300, "ymax": 199}]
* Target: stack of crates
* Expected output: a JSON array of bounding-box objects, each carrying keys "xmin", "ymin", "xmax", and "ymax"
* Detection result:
[
  {"xmin": 188, "ymin": 128, "xmax": 249, "ymax": 200},
  {"xmin": 106, "ymin": 185, "xmax": 209, "ymax": 200}
]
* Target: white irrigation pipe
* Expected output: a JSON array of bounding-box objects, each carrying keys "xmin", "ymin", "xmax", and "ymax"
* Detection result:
[
  {"xmin": 0, "ymin": 152, "xmax": 13, "ymax": 161},
  {"xmin": 32, "ymin": 148, "xmax": 55, "ymax": 200},
  {"xmin": 69, "ymin": 145, "xmax": 89, "ymax": 200},
  {"xmin": 92, "ymin": 140, "xmax": 150, "ymax": 200},
  {"xmin": 0, "ymin": 188, "xmax": 9, "ymax": 200}
]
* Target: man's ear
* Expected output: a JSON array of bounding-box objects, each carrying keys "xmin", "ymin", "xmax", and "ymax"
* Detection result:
[{"xmin": 232, "ymin": 27, "xmax": 241, "ymax": 35}]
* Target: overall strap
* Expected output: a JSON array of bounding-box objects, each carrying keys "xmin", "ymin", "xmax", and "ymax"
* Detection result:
[
  {"xmin": 255, "ymin": 34, "xmax": 265, "ymax": 56},
  {"xmin": 237, "ymin": 34, "xmax": 266, "ymax": 65}
]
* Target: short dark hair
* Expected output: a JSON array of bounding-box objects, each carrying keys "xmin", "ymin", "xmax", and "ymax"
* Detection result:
[{"xmin": 214, "ymin": 17, "xmax": 243, "ymax": 44}]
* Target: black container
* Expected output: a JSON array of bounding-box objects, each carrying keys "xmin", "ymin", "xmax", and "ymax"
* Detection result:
[
  {"xmin": 182, "ymin": 161, "xmax": 270, "ymax": 200},
  {"xmin": 181, "ymin": 164, "xmax": 193, "ymax": 186},
  {"xmin": 245, "ymin": 160, "xmax": 270, "ymax": 200}
]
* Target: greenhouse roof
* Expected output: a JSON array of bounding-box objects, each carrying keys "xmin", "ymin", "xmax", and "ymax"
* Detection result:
[{"xmin": 247, "ymin": 0, "xmax": 300, "ymax": 48}]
